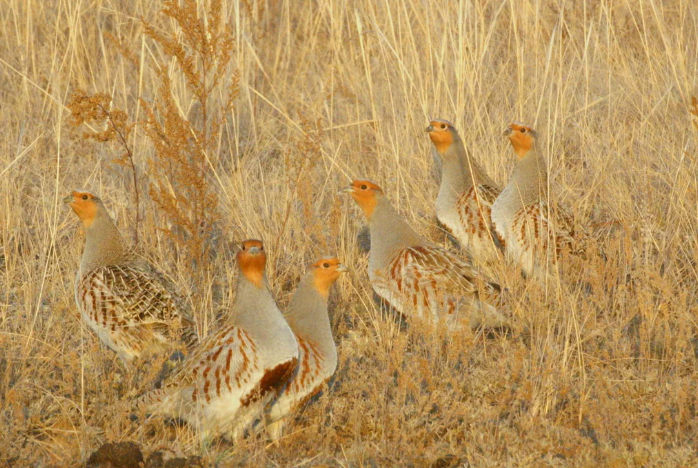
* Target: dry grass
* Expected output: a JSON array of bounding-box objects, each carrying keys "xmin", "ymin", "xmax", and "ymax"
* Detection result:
[{"xmin": 1, "ymin": 0, "xmax": 698, "ymax": 466}]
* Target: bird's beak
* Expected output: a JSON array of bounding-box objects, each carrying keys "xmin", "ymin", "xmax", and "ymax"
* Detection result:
[
  {"xmin": 340, "ymin": 184, "xmax": 354, "ymax": 194},
  {"xmin": 62, "ymin": 195, "xmax": 73, "ymax": 204},
  {"xmin": 248, "ymin": 246, "xmax": 260, "ymax": 255},
  {"xmin": 425, "ymin": 125, "xmax": 434, "ymax": 132},
  {"xmin": 336, "ymin": 263, "xmax": 349, "ymax": 273},
  {"xmin": 502, "ymin": 127, "xmax": 513, "ymax": 137}
]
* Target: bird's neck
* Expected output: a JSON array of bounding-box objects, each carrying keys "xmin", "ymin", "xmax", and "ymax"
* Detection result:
[
  {"xmin": 80, "ymin": 215, "xmax": 131, "ymax": 274},
  {"xmin": 285, "ymin": 275, "xmax": 336, "ymax": 357},
  {"xmin": 231, "ymin": 275, "xmax": 283, "ymax": 332},
  {"xmin": 368, "ymin": 197, "xmax": 424, "ymax": 268},
  {"xmin": 228, "ymin": 274, "xmax": 297, "ymax": 361},
  {"xmin": 438, "ymin": 141, "xmax": 496, "ymax": 206},
  {"xmin": 499, "ymin": 149, "xmax": 548, "ymax": 214},
  {"xmin": 439, "ymin": 144, "xmax": 470, "ymax": 198}
]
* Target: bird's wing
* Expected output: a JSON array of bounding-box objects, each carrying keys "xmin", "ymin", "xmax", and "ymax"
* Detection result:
[
  {"xmin": 376, "ymin": 245, "xmax": 501, "ymax": 310},
  {"xmin": 476, "ymin": 184, "xmax": 502, "ymax": 206},
  {"xmin": 162, "ymin": 325, "xmax": 268, "ymax": 403},
  {"xmin": 520, "ymin": 202, "xmax": 586, "ymax": 257},
  {"xmin": 86, "ymin": 265, "xmax": 196, "ymax": 347}
]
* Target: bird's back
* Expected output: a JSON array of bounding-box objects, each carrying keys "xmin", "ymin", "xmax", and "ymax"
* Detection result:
[
  {"xmin": 371, "ymin": 244, "xmax": 508, "ymax": 329},
  {"xmin": 76, "ymin": 262, "xmax": 196, "ymax": 362}
]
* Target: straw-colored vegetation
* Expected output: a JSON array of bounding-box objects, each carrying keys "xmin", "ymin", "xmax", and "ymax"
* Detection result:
[{"xmin": 1, "ymin": 0, "xmax": 697, "ymax": 466}]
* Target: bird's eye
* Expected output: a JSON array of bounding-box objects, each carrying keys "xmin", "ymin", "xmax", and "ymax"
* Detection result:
[
  {"xmin": 360, "ymin": 184, "xmax": 368, "ymax": 190},
  {"xmin": 242, "ymin": 245, "xmax": 246, "ymax": 250},
  {"xmin": 260, "ymin": 246, "xmax": 264, "ymax": 251},
  {"xmin": 440, "ymin": 124, "xmax": 446, "ymax": 129},
  {"xmin": 323, "ymin": 263, "xmax": 330, "ymax": 268},
  {"xmin": 82, "ymin": 195, "xmax": 88, "ymax": 200},
  {"xmin": 520, "ymin": 128, "xmax": 526, "ymax": 133}
]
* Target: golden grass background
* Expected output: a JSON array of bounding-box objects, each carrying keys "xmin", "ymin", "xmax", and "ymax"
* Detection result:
[{"xmin": 1, "ymin": 0, "xmax": 698, "ymax": 466}]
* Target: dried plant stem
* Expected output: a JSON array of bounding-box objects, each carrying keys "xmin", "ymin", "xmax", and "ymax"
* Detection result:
[
  {"xmin": 96, "ymin": 102, "xmax": 141, "ymax": 245},
  {"xmin": 66, "ymin": 90, "xmax": 140, "ymax": 243}
]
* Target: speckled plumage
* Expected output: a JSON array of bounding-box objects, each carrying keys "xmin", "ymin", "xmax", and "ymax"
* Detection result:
[
  {"xmin": 136, "ymin": 240, "xmax": 299, "ymax": 440},
  {"xmin": 427, "ymin": 119, "xmax": 503, "ymax": 267},
  {"xmin": 65, "ymin": 191, "xmax": 196, "ymax": 362},
  {"xmin": 345, "ymin": 180, "xmax": 510, "ymax": 330}
]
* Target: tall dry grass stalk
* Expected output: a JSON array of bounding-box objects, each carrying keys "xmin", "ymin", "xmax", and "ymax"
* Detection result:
[{"xmin": 0, "ymin": 0, "xmax": 697, "ymax": 466}]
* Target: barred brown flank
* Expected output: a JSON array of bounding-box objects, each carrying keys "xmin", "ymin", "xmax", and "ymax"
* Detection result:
[
  {"xmin": 136, "ymin": 240, "xmax": 298, "ymax": 440},
  {"xmin": 492, "ymin": 123, "xmax": 589, "ymax": 283},
  {"xmin": 346, "ymin": 180, "xmax": 510, "ymax": 330},
  {"xmin": 242, "ymin": 358, "xmax": 297, "ymax": 406},
  {"xmin": 427, "ymin": 120, "xmax": 503, "ymax": 270}
]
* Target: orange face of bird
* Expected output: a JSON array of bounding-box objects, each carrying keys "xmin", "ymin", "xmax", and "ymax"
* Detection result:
[
  {"xmin": 237, "ymin": 239, "xmax": 266, "ymax": 287},
  {"xmin": 342, "ymin": 179, "xmax": 384, "ymax": 219},
  {"xmin": 311, "ymin": 257, "xmax": 348, "ymax": 298},
  {"xmin": 425, "ymin": 119, "xmax": 456, "ymax": 153},
  {"xmin": 504, "ymin": 122, "xmax": 536, "ymax": 158},
  {"xmin": 63, "ymin": 191, "xmax": 101, "ymax": 228}
]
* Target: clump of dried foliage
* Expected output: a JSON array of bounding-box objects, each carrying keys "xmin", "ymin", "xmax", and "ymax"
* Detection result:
[
  {"xmin": 69, "ymin": 0, "xmax": 240, "ymax": 278},
  {"xmin": 142, "ymin": 0, "xmax": 238, "ymax": 273},
  {"xmin": 277, "ymin": 114, "xmax": 326, "ymax": 249},
  {"xmin": 67, "ymin": 91, "xmax": 141, "ymax": 243}
]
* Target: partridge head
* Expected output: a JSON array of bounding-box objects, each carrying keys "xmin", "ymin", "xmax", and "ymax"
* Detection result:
[
  {"xmin": 311, "ymin": 257, "xmax": 349, "ymax": 299},
  {"xmin": 343, "ymin": 179, "xmax": 384, "ymax": 219},
  {"xmin": 64, "ymin": 190, "xmax": 107, "ymax": 228},
  {"xmin": 504, "ymin": 122, "xmax": 537, "ymax": 158},
  {"xmin": 425, "ymin": 119, "xmax": 460, "ymax": 154},
  {"xmin": 237, "ymin": 239, "xmax": 266, "ymax": 287}
]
